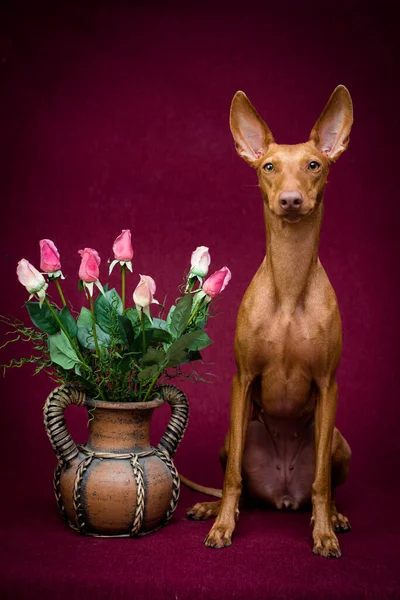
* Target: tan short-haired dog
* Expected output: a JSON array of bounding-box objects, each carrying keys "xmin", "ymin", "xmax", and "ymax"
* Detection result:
[{"xmin": 187, "ymin": 86, "xmax": 353, "ymax": 558}]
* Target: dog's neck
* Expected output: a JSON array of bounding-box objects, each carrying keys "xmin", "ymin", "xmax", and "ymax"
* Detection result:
[{"xmin": 263, "ymin": 200, "xmax": 323, "ymax": 312}]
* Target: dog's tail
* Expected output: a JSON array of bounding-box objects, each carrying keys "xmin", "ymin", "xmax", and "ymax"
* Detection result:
[{"xmin": 179, "ymin": 473, "xmax": 223, "ymax": 498}]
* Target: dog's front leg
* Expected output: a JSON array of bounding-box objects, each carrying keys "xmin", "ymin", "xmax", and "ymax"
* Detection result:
[
  {"xmin": 204, "ymin": 372, "xmax": 252, "ymax": 548},
  {"xmin": 312, "ymin": 380, "xmax": 341, "ymax": 558}
]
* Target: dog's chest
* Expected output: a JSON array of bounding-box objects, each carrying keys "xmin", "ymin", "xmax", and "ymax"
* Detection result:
[{"xmin": 255, "ymin": 310, "xmax": 323, "ymax": 417}]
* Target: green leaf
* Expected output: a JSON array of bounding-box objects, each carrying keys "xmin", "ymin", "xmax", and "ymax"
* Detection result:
[
  {"xmin": 151, "ymin": 318, "xmax": 172, "ymax": 343},
  {"xmin": 112, "ymin": 355, "xmax": 132, "ymax": 373},
  {"xmin": 125, "ymin": 309, "xmax": 154, "ymax": 354},
  {"xmin": 77, "ymin": 325, "xmax": 111, "ymax": 350},
  {"xmin": 26, "ymin": 302, "xmax": 60, "ymax": 335},
  {"xmin": 77, "ymin": 307, "xmax": 92, "ymax": 327},
  {"xmin": 59, "ymin": 306, "xmax": 78, "ymax": 338},
  {"xmin": 125, "ymin": 308, "xmax": 141, "ymax": 336},
  {"xmin": 74, "ymin": 363, "xmax": 82, "ymax": 375},
  {"xmin": 165, "ymin": 330, "xmax": 204, "ymax": 368},
  {"xmin": 142, "ymin": 347, "xmax": 166, "ymax": 366},
  {"xmin": 169, "ymin": 294, "xmax": 193, "ymax": 338},
  {"xmin": 152, "ymin": 328, "xmax": 173, "ymax": 344},
  {"xmin": 130, "ymin": 329, "xmax": 153, "ymax": 355},
  {"xmin": 138, "ymin": 364, "xmax": 159, "ymax": 381},
  {"xmin": 166, "ymin": 305, "xmax": 176, "ymax": 327},
  {"xmin": 49, "ymin": 331, "xmax": 81, "ymax": 370},
  {"xmin": 105, "ymin": 288, "xmax": 123, "ymax": 312},
  {"xmin": 95, "ymin": 288, "xmax": 123, "ymax": 333},
  {"xmin": 186, "ymin": 331, "xmax": 212, "ymax": 352},
  {"xmin": 153, "ymin": 318, "xmax": 168, "ymax": 330},
  {"xmin": 118, "ymin": 315, "xmax": 136, "ymax": 349}
]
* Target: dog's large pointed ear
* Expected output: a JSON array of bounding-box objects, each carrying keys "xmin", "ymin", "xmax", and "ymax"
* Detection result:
[
  {"xmin": 230, "ymin": 91, "xmax": 274, "ymax": 166},
  {"xmin": 310, "ymin": 85, "xmax": 353, "ymax": 162}
]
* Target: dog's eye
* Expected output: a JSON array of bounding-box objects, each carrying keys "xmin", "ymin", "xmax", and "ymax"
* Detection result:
[
  {"xmin": 264, "ymin": 163, "xmax": 274, "ymax": 172},
  {"xmin": 308, "ymin": 161, "xmax": 320, "ymax": 171}
]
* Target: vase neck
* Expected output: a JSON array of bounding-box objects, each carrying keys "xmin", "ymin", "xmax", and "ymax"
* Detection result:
[{"xmin": 86, "ymin": 406, "xmax": 156, "ymax": 454}]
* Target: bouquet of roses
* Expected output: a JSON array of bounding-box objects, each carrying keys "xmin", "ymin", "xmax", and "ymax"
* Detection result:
[{"xmin": 1, "ymin": 230, "xmax": 231, "ymax": 403}]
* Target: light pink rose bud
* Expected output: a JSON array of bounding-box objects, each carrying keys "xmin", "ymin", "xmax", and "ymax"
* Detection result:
[
  {"xmin": 39, "ymin": 239, "xmax": 61, "ymax": 273},
  {"xmin": 133, "ymin": 275, "xmax": 157, "ymax": 308},
  {"xmin": 17, "ymin": 259, "xmax": 48, "ymax": 305},
  {"xmin": 133, "ymin": 275, "xmax": 159, "ymax": 322},
  {"xmin": 190, "ymin": 246, "xmax": 211, "ymax": 278},
  {"xmin": 17, "ymin": 259, "xmax": 47, "ymax": 292},
  {"xmin": 78, "ymin": 248, "xmax": 101, "ymax": 283},
  {"xmin": 113, "ymin": 229, "xmax": 133, "ymax": 262},
  {"xmin": 202, "ymin": 266, "xmax": 232, "ymax": 298}
]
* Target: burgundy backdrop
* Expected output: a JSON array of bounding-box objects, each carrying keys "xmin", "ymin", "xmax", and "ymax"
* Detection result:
[{"xmin": 1, "ymin": 1, "xmax": 399, "ymax": 598}]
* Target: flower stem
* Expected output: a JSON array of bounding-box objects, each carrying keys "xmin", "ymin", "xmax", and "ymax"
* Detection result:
[
  {"xmin": 138, "ymin": 310, "xmax": 147, "ymax": 401},
  {"xmin": 185, "ymin": 296, "xmax": 205, "ymax": 329},
  {"xmin": 185, "ymin": 275, "xmax": 198, "ymax": 293},
  {"xmin": 121, "ymin": 264, "xmax": 126, "ymax": 312},
  {"xmin": 142, "ymin": 366, "xmax": 163, "ymax": 402},
  {"xmin": 89, "ymin": 295, "xmax": 101, "ymax": 358},
  {"xmin": 141, "ymin": 310, "xmax": 146, "ymax": 355},
  {"xmin": 54, "ymin": 279, "xmax": 67, "ymax": 307}
]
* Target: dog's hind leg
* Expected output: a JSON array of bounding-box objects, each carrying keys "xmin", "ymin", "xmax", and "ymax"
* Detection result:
[{"xmin": 187, "ymin": 499, "xmax": 222, "ymax": 521}]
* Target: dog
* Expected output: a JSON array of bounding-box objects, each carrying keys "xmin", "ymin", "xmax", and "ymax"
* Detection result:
[{"xmin": 186, "ymin": 86, "xmax": 353, "ymax": 558}]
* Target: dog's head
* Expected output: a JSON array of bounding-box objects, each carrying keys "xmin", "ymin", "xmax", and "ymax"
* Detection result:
[{"xmin": 230, "ymin": 86, "xmax": 353, "ymax": 223}]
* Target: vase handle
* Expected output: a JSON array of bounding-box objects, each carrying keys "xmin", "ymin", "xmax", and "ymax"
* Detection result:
[
  {"xmin": 43, "ymin": 385, "xmax": 86, "ymax": 463},
  {"xmin": 158, "ymin": 385, "xmax": 189, "ymax": 458}
]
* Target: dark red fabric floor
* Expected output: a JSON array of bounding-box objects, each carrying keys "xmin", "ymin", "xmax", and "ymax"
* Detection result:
[{"xmin": 1, "ymin": 1, "xmax": 399, "ymax": 598}]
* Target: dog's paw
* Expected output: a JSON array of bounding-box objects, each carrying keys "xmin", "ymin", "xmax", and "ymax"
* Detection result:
[
  {"xmin": 187, "ymin": 501, "xmax": 221, "ymax": 521},
  {"xmin": 313, "ymin": 530, "xmax": 341, "ymax": 558},
  {"xmin": 204, "ymin": 521, "xmax": 235, "ymax": 549},
  {"xmin": 331, "ymin": 511, "xmax": 351, "ymax": 533}
]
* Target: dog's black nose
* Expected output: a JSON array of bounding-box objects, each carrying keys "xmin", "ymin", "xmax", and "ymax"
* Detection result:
[{"xmin": 279, "ymin": 191, "xmax": 303, "ymax": 210}]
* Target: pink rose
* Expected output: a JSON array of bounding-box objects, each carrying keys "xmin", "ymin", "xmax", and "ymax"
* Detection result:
[
  {"xmin": 17, "ymin": 259, "xmax": 47, "ymax": 292},
  {"xmin": 113, "ymin": 230, "xmax": 133, "ymax": 262},
  {"xmin": 78, "ymin": 248, "xmax": 101, "ymax": 283},
  {"xmin": 133, "ymin": 275, "xmax": 158, "ymax": 308},
  {"xmin": 190, "ymin": 246, "xmax": 211, "ymax": 278},
  {"xmin": 202, "ymin": 266, "xmax": 232, "ymax": 298},
  {"xmin": 17, "ymin": 259, "xmax": 48, "ymax": 305},
  {"xmin": 133, "ymin": 275, "xmax": 159, "ymax": 322},
  {"xmin": 39, "ymin": 239, "xmax": 61, "ymax": 273}
]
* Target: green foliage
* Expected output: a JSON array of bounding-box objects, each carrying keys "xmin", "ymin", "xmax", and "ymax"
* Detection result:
[
  {"xmin": 77, "ymin": 307, "xmax": 92, "ymax": 326},
  {"xmin": 2, "ymin": 274, "xmax": 217, "ymax": 403},
  {"xmin": 142, "ymin": 347, "xmax": 166, "ymax": 366},
  {"xmin": 138, "ymin": 364, "xmax": 159, "ymax": 381},
  {"xmin": 49, "ymin": 331, "xmax": 81, "ymax": 370},
  {"xmin": 186, "ymin": 331, "xmax": 212, "ymax": 352},
  {"xmin": 95, "ymin": 288, "xmax": 123, "ymax": 333},
  {"xmin": 125, "ymin": 307, "xmax": 141, "ymax": 334},
  {"xmin": 118, "ymin": 315, "xmax": 136, "ymax": 350},
  {"xmin": 59, "ymin": 306, "xmax": 78, "ymax": 338},
  {"xmin": 77, "ymin": 324, "xmax": 111, "ymax": 350},
  {"xmin": 169, "ymin": 294, "xmax": 193, "ymax": 337},
  {"xmin": 112, "ymin": 355, "xmax": 132, "ymax": 373},
  {"xmin": 165, "ymin": 330, "xmax": 204, "ymax": 367},
  {"xmin": 152, "ymin": 328, "xmax": 173, "ymax": 344},
  {"xmin": 26, "ymin": 302, "xmax": 59, "ymax": 334}
]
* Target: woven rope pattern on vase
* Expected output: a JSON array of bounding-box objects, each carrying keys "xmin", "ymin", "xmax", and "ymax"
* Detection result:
[{"xmin": 44, "ymin": 384, "xmax": 189, "ymax": 537}]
